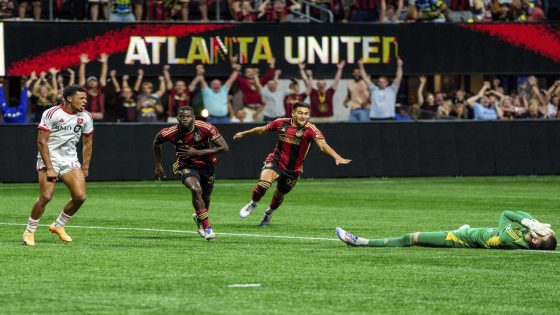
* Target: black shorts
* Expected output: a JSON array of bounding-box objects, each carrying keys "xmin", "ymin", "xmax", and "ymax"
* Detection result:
[
  {"xmin": 173, "ymin": 162, "xmax": 215, "ymax": 189},
  {"xmin": 263, "ymin": 160, "xmax": 300, "ymax": 194}
]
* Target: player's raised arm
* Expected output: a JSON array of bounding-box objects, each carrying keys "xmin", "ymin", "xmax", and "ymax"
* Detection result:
[
  {"xmin": 233, "ymin": 125, "xmax": 269, "ymax": 140},
  {"xmin": 315, "ymin": 138, "xmax": 351, "ymax": 165},
  {"xmin": 153, "ymin": 133, "xmax": 167, "ymax": 180},
  {"xmin": 37, "ymin": 129, "xmax": 57, "ymax": 182}
]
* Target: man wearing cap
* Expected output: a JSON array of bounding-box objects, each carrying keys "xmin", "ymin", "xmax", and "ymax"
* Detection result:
[{"xmin": 79, "ymin": 53, "xmax": 108, "ymax": 121}]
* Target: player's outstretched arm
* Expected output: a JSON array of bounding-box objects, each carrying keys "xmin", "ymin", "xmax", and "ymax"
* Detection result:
[
  {"xmin": 233, "ymin": 126, "xmax": 268, "ymax": 140},
  {"xmin": 82, "ymin": 133, "xmax": 93, "ymax": 178},
  {"xmin": 315, "ymin": 139, "xmax": 351, "ymax": 165},
  {"xmin": 153, "ymin": 133, "xmax": 166, "ymax": 180}
]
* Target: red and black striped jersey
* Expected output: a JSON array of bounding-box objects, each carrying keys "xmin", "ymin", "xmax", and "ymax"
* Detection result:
[
  {"xmin": 265, "ymin": 118, "xmax": 324, "ymax": 174},
  {"xmin": 158, "ymin": 120, "xmax": 222, "ymax": 168}
]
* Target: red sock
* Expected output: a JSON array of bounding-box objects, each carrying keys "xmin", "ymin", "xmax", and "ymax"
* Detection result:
[
  {"xmin": 270, "ymin": 195, "xmax": 284, "ymax": 210},
  {"xmin": 196, "ymin": 208, "xmax": 210, "ymax": 228},
  {"xmin": 252, "ymin": 180, "xmax": 271, "ymax": 202}
]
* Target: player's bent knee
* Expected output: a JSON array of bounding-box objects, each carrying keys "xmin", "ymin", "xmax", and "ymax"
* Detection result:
[
  {"xmin": 73, "ymin": 194, "xmax": 86, "ymax": 203},
  {"xmin": 412, "ymin": 232, "xmax": 420, "ymax": 244},
  {"xmin": 39, "ymin": 193, "xmax": 53, "ymax": 203}
]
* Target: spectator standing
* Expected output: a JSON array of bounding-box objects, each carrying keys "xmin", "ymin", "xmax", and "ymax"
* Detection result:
[
  {"xmin": 344, "ymin": 67, "xmax": 370, "ymax": 121},
  {"xmin": 134, "ymin": 68, "xmax": 166, "ymax": 122},
  {"xmin": 466, "ymin": 82, "xmax": 503, "ymax": 120},
  {"xmin": 79, "ymin": 53, "xmax": 108, "ymax": 121},
  {"xmin": 409, "ymin": 0, "xmax": 446, "ymax": 22},
  {"xmin": 110, "ymin": 70, "xmax": 138, "ymax": 122},
  {"xmin": 353, "ymin": 0, "xmax": 378, "ymax": 21},
  {"xmin": 304, "ymin": 61, "xmax": 345, "ymax": 123},
  {"xmin": 0, "ymin": 77, "xmax": 32, "ymax": 124},
  {"xmin": 30, "ymin": 69, "xmax": 59, "ymax": 123},
  {"xmin": 0, "ymin": 0, "xmax": 14, "ymax": 19},
  {"xmin": 283, "ymin": 67, "xmax": 309, "ymax": 118},
  {"xmin": 18, "ymin": 0, "xmax": 41, "ymax": 19},
  {"xmin": 257, "ymin": 69, "xmax": 287, "ymax": 122},
  {"xmin": 199, "ymin": 64, "xmax": 240, "ymax": 123},
  {"xmin": 90, "ymin": 0, "xmax": 109, "ymax": 20},
  {"xmin": 236, "ymin": 58, "xmax": 276, "ymax": 122},
  {"xmin": 230, "ymin": 109, "xmax": 254, "ymax": 123},
  {"xmin": 417, "ymin": 76, "xmax": 437, "ymax": 118},
  {"xmin": 359, "ymin": 57, "xmax": 403, "ymax": 121},
  {"xmin": 379, "ymin": 0, "xmax": 404, "ymax": 22},
  {"xmin": 447, "ymin": 0, "xmax": 472, "ymax": 22},
  {"xmin": 163, "ymin": 65, "xmax": 198, "ymax": 122},
  {"xmin": 110, "ymin": 0, "xmax": 136, "ymax": 21}
]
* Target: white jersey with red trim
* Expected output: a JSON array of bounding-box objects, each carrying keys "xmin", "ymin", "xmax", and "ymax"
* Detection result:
[{"xmin": 37, "ymin": 105, "xmax": 94, "ymax": 162}]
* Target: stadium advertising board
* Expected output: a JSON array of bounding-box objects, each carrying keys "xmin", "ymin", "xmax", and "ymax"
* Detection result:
[{"xmin": 3, "ymin": 22, "xmax": 560, "ymax": 77}]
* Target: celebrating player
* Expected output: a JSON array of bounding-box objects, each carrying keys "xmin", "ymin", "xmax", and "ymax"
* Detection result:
[
  {"xmin": 233, "ymin": 102, "xmax": 351, "ymax": 226},
  {"xmin": 22, "ymin": 85, "xmax": 94, "ymax": 246},
  {"xmin": 153, "ymin": 106, "xmax": 229, "ymax": 240},
  {"xmin": 336, "ymin": 210, "xmax": 556, "ymax": 250}
]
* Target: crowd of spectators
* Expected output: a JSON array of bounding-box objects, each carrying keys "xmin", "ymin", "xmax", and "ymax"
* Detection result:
[
  {"xmin": 1, "ymin": 54, "xmax": 559, "ymax": 124},
  {"xmin": 0, "ymin": 0, "xmax": 552, "ymax": 22}
]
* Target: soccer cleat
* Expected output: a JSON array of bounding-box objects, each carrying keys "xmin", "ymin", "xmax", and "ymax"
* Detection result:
[
  {"xmin": 192, "ymin": 213, "xmax": 205, "ymax": 238},
  {"xmin": 204, "ymin": 227, "xmax": 216, "ymax": 241},
  {"xmin": 458, "ymin": 224, "xmax": 471, "ymax": 230},
  {"xmin": 239, "ymin": 201, "xmax": 257, "ymax": 218},
  {"xmin": 336, "ymin": 227, "xmax": 359, "ymax": 247},
  {"xmin": 49, "ymin": 224, "xmax": 72, "ymax": 243},
  {"xmin": 22, "ymin": 232, "xmax": 35, "ymax": 246},
  {"xmin": 259, "ymin": 212, "xmax": 273, "ymax": 227}
]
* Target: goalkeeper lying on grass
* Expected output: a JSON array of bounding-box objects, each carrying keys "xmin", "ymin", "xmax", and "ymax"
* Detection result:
[{"xmin": 336, "ymin": 210, "xmax": 556, "ymax": 250}]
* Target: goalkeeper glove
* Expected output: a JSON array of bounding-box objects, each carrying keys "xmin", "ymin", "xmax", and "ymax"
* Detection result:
[{"xmin": 521, "ymin": 218, "xmax": 554, "ymax": 236}]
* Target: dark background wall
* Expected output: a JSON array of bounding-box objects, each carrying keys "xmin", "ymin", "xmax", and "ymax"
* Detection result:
[{"xmin": 1, "ymin": 121, "xmax": 559, "ymax": 183}]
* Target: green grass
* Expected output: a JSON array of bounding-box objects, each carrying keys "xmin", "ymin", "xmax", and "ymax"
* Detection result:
[{"xmin": 1, "ymin": 177, "xmax": 559, "ymax": 314}]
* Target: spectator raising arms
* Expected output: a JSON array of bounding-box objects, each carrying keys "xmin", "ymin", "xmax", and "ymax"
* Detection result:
[
  {"xmin": 198, "ymin": 63, "xmax": 240, "ymax": 123},
  {"xmin": 134, "ymin": 67, "xmax": 166, "ymax": 122},
  {"xmin": 466, "ymin": 81, "xmax": 503, "ymax": 120},
  {"xmin": 110, "ymin": 69, "xmax": 138, "ymax": 122},
  {"xmin": 164, "ymin": 65, "xmax": 199, "ymax": 122},
  {"xmin": 79, "ymin": 53, "xmax": 108, "ymax": 121},
  {"xmin": 359, "ymin": 57, "xmax": 403, "ymax": 121},
  {"xmin": 236, "ymin": 57, "xmax": 276, "ymax": 122},
  {"xmin": 1, "ymin": 76, "xmax": 32, "ymax": 123},
  {"xmin": 30, "ymin": 69, "xmax": 59, "ymax": 123},
  {"xmin": 303, "ymin": 61, "xmax": 345, "ymax": 123},
  {"xmin": 256, "ymin": 69, "xmax": 287, "ymax": 122},
  {"xmin": 344, "ymin": 66, "xmax": 370, "ymax": 121}
]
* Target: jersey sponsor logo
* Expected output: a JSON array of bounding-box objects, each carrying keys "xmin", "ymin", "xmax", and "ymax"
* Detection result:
[
  {"xmin": 52, "ymin": 124, "xmax": 83, "ymax": 134},
  {"xmin": 77, "ymin": 118, "xmax": 83, "ymax": 124},
  {"xmin": 279, "ymin": 135, "xmax": 301, "ymax": 145}
]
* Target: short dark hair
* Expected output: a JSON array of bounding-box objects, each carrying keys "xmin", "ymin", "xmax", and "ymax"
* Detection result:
[
  {"xmin": 292, "ymin": 102, "xmax": 311, "ymax": 111},
  {"xmin": 530, "ymin": 235, "xmax": 557, "ymax": 250},
  {"xmin": 178, "ymin": 106, "xmax": 194, "ymax": 114},
  {"xmin": 63, "ymin": 85, "xmax": 86, "ymax": 102}
]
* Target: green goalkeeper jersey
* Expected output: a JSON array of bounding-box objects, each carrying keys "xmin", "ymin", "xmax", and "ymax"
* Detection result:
[{"xmin": 447, "ymin": 210, "xmax": 531, "ymax": 249}]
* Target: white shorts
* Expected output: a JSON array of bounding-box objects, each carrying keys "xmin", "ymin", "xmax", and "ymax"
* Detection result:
[{"xmin": 36, "ymin": 157, "xmax": 81, "ymax": 177}]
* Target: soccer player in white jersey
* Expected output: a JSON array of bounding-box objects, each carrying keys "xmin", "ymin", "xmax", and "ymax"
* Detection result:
[{"xmin": 22, "ymin": 85, "xmax": 94, "ymax": 246}]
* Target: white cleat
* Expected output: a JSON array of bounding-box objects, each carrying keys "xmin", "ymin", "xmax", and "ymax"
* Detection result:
[
  {"xmin": 336, "ymin": 227, "xmax": 359, "ymax": 247},
  {"xmin": 458, "ymin": 224, "xmax": 471, "ymax": 230},
  {"xmin": 204, "ymin": 227, "xmax": 216, "ymax": 241},
  {"xmin": 239, "ymin": 201, "xmax": 257, "ymax": 218},
  {"xmin": 192, "ymin": 213, "xmax": 205, "ymax": 238}
]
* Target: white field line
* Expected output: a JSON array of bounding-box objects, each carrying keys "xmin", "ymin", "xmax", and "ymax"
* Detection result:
[
  {"xmin": 1, "ymin": 222, "xmax": 558, "ymax": 253},
  {"xmin": 227, "ymin": 284, "xmax": 262, "ymax": 288}
]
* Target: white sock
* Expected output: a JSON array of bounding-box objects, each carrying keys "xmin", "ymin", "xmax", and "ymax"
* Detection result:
[
  {"xmin": 54, "ymin": 211, "xmax": 72, "ymax": 227},
  {"xmin": 26, "ymin": 217, "xmax": 39, "ymax": 233},
  {"xmin": 356, "ymin": 238, "xmax": 369, "ymax": 246}
]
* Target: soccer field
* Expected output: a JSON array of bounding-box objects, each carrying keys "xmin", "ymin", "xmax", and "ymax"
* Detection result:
[{"xmin": 1, "ymin": 177, "xmax": 559, "ymax": 314}]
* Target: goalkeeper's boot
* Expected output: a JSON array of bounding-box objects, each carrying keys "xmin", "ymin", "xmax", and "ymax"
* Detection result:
[
  {"xmin": 192, "ymin": 213, "xmax": 205, "ymax": 238},
  {"xmin": 259, "ymin": 210, "xmax": 273, "ymax": 227},
  {"xmin": 458, "ymin": 224, "xmax": 471, "ymax": 230},
  {"xmin": 49, "ymin": 224, "xmax": 73, "ymax": 243},
  {"xmin": 336, "ymin": 227, "xmax": 359, "ymax": 247},
  {"xmin": 22, "ymin": 232, "xmax": 35, "ymax": 246},
  {"xmin": 239, "ymin": 201, "xmax": 257, "ymax": 218},
  {"xmin": 204, "ymin": 227, "xmax": 216, "ymax": 241}
]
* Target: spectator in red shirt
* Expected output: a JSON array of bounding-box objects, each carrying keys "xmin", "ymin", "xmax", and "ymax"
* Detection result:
[
  {"xmin": 353, "ymin": 0, "xmax": 378, "ymax": 21},
  {"xmin": 236, "ymin": 57, "xmax": 276, "ymax": 122},
  {"xmin": 301, "ymin": 61, "xmax": 345, "ymax": 123},
  {"xmin": 282, "ymin": 64, "xmax": 311, "ymax": 118},
  {"xmin": 163, "ymin": 64, "xmax": 200, "ymax": 122},
  {"xmin": 234, "ymin": 0, "xmax": 266, "ymax": 21},
  {"xmin": 79, "ymin": 53, "xmax": 108, "ymax": 121},
  {"xmin": 263, "ymin": 0, "xmax": 290, "ymax": 22}
]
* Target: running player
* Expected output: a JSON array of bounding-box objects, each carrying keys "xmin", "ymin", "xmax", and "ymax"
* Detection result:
[
  {"xmin": 22, "ymin": 85, "xmax": 94, "ymax": 246},
  {"xmin": 233, "ymin": 102, "xmax": 351, "ymax": 226},
  {"xmin": 336, "ymin": 210, "xmax": 556, "ymax": 250},
  {"xmin": 153, "ymin": 106, "xmax": 229, "ymax": 240}
]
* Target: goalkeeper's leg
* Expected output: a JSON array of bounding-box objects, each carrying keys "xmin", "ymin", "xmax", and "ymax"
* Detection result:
[{"xmin": 367, "ymin": 232, "xmax": 454, "ymax": 247}]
